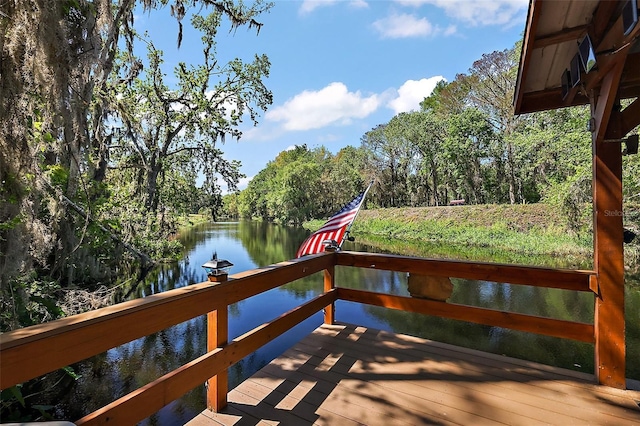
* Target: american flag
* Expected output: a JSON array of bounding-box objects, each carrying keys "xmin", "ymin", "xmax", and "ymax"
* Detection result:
[{"xmin": 296, "ymin": 188, "xmax": 369, "ymax": 258}]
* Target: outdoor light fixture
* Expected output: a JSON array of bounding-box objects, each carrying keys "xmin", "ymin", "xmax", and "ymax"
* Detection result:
[
  {"xmin": 560, "ymin": 34, "xmax": 599, "ymax": 102},
  {"xmin": 623, "ymin": 134, "xmax": 639, "ymax": 155},
  {"xmin": 624, "ymin": 229, "xmax": 637, "ymax": 244},
  {"xmin": 202, "ymin": 256, "xmax": 233, "ymax": 282},
  {"xmin": 578, "ymin": 35, "xmax": 597, "ymax": 73},
  {"xmin": 570, "ymin": 53, "xmax": 582, "ymax": 88},
  {"xmin": 561, "ymin": 69, "xmax": 572, "ymax": 100},
  {"xmin": 622, "ymin": 0, "xmax": 638, "ymax": 36}
]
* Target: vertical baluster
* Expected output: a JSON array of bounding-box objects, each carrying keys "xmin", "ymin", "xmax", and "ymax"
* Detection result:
[
  {"xmin": 324, "ymin": 264, "xmax": 335, "ymax": 324},
  {"xmin": 207, "ymin": 306, "xmax": 228, "ymax": 411}
]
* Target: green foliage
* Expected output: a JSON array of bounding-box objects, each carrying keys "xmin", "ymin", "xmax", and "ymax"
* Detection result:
[
  {"xmin": 44, "ymin": 165, "xmax": 69, "ymax": 189},
  {"xmin": 2, "ymin": 0, "xmax": 275, "ymax": 295},
  {"xmin": 97, "ymin": 170, "xmax": 183, "ymax": 260},
  {"xmin": 0, "ymin": 172, "xmax": 26, "ymax": 205},
  {"xmin": 1, "ymin": 277, "xmax": 63, "ymax": 332},
  {"xmin": 109, "ymin": 8, "xmax": 268, "ymax": 214},
  {"xmin": 0, "ymin": 365, "xmax": 81, "ymax": 422},
  {"xmin": 0, "ymin": 215, "xmax": 22, "ymax": 231},
  {"xmin": 1, "ymin": 385, "xmax": 29, "ymax": 423},
  {"xmin": 237, "ymin": 145, "xmax": 368, "ymax": 224}
]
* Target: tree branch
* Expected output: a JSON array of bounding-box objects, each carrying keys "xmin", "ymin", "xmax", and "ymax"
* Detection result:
[{"xmin": 41, "ymin": 179, "xmax": 154, "ymax": 267}]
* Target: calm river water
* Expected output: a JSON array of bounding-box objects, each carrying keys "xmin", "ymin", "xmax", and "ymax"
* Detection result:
[{"xmin": 47, "ymin": 221, "xmax": 639, "ymax": 424}]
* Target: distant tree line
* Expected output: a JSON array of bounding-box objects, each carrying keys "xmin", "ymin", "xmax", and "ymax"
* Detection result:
[{"xmin": 231, "ymin": 42, "xmax": 639, "ymax": 225}]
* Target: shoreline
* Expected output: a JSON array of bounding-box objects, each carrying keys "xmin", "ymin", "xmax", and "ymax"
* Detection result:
[{"xmin": 304, "ymin": 203, "xmax": 639, "ymax": 268}]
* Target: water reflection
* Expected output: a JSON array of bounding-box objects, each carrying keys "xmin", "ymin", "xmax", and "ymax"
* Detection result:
[
  {"xmin": 334, "ymin": 256, "xmax": 596, "ymax": 375},
  {"xmin": 43, "ymin": 221, "xmax": 639, "ymax": 424}
]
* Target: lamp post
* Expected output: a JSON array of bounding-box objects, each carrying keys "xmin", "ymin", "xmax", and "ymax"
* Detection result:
[
  {"xmin": 202, "ymin": 258, "xmax": 233, "ymax": 282},
  {"xmin": 203, "ymin": 256, "xmax": 233, "ymax": 410}
]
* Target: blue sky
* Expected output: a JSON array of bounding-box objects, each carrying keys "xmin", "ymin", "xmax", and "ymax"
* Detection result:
[{"xmin": 138, "ymin": 0, "xmax": 529, "ymax": 192}]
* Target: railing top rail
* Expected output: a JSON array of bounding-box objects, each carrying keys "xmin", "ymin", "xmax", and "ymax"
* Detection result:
[
  {"xmin": 0, "ymin": 253, "xmax": 334, "ymax": 389},
  {"xmin": 336, "ymin": 251, "xmax": 595, "ymax": 291}
]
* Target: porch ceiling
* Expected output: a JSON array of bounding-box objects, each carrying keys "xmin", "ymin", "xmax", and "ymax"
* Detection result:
[{"xmin": 514, "ymin": 0, "xmax": 640, "ymax": 115}]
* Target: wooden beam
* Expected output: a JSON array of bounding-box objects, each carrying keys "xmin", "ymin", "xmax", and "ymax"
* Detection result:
[
  {"xmin": 75, "ymin": 290, "xmax": 337, "ymax": 425},
  {"xmin": 591, "ymin": 54, "xmax": 626, "ymax": 389},
  {"xmin": 620, "ymin": 97, "xmax": 640, "ymax": 136},
  {"xmin": 589, "ymin": 275, "xmax": 599, "ymax": 295},
  {"xmin": 0, "ymin": 253, "xmax": 334, "ymax": 389},
  {"xmin": 532, "ymin": 25, "xmax": 587, "ymax": 49},
  {"xmin": 518, "ymin": 83, "xmax": 640, "ymax": 115},
  {"xmin": 622, "ymin": 53, "xmax": 640, "ymax": 86},
  {"xmin": 518, "ymin": 88, "xmax": 592, "ymax": 114},
  {"xmin": 592, "ymin": 58, "xmax": 627, "ymax": 143},
  {"xmin": 335, "ymin": 252, "xmax": 595, "ymax": 292},
  {"xmin": 593, "ymin": 138, "xmax": 626, "ymax": 388},
  {"xmin": 207, "ymin": 307, "xmax": 228, "ymax": 412},
  {"xmin": 514, "ymin": 0, "xmax": 543, "ymax": 114},
  {"xmin": 585, "ymin": 6, "xmax": 640, "ymax": 97},
  {"xmin": 336, "ymin": 288, "xmax": 594, "ymax": 343},
  {"xmin": 590, "ymin": 0, "xmax": 620, "ymax": 45}
]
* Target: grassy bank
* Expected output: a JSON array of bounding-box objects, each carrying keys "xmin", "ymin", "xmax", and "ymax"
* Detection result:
[
  {"xmin": 177, "ymin": 213, "xmax": 211, "ymax": 231},
  {"xmin": 305, "ymin": 203, "xmax": 639, "ymax": 267},
  {"xmin": 357, "ymin": 204, "xmax": 591, "ymax": 254}
]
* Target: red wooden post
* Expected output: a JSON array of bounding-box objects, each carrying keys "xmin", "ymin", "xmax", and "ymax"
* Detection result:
[
  {"xmin": 591, "ymin": 59, "xmax": 626, "ymax": 389},
  {"xmin": 324, "ymin": 265, "xmax": 335, "ymax": 324},
  {"xmin": 593, "ymin": 139, "xmax": 625, "ymax": 388},
  {"xmin": 207, "ymin": 307, "xmax": 228, "ymax": 411}
]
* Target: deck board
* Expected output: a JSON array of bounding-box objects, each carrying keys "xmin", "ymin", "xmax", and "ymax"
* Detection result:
[{"xmin": 187, "ymin": 324, "xmax": 640, "ymax": 425}]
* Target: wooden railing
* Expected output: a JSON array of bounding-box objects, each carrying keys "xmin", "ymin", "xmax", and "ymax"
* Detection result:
[
  {"xmin": 0, "ymin": 251, "xmax": 598, "ymax": 424},
  {"xmin": 335, "ymin": 252, "xmax": 595, "ymax": 342}
]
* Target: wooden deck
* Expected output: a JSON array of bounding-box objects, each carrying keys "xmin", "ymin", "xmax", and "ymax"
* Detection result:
[{"xmin": 187, "ymin": 324, "xmax": 640, "ymax": 425}]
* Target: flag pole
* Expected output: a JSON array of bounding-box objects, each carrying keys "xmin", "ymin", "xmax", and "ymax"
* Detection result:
[{"xmin": 339, "ymin": 180, "xmax": 374, "ymax": 249}]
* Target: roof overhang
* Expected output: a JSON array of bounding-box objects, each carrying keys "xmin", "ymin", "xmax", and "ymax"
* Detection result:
[{"xmin": 514, "ymin": 0, "xmax": 640, "ymax": 115}]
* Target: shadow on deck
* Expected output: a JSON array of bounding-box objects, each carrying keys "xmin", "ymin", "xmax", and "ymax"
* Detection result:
[{"xmin": 188, "ymin": 324, "xmax": 640, "ymax": 426}]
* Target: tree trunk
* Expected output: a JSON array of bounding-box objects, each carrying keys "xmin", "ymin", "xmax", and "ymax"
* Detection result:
[
  {"xmin": 430, "ymin": 159, "xmax": 439, "ymax": 206},
  {"xmin": 507, "ymin": 141, "xmax": 516, "ymax": 204},
  {"xmin": 146, "ymin": 156, "xmax": 161, "ymax": 212}
]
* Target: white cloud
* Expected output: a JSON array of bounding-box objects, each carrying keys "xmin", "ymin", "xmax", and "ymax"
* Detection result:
[
  {"xmin": 318, "ymin": 133, "xmax": 341, "ymax": 142},
  {"xmin": 236, "ymin": 176, "xmax": 252, "ymax": 191},
  {"xmin": 220, "ymin": 176, "xmax": 253, "ymax": 194},
  {"xmin": 373, "ymin": 13, "xmax": 436, "ymax": 38},
  {"xmin": 239, "ymin": 125, "xmax": 283, "ymax": 142},
  {"xmin": 394, "ymin": 0, "xmax": 528, "ymax": 27},
  {"xmin": 218, "ymin": 176, "xmax": 253, "ymax": 195},
  {"xmin": 387, "ymin": 76, "xmax": 445, "ymax": 114},
  {"xmin": 349, "ymin": 0, "xmax": 369, "ymax": 9},
  {"xmin": 300, "ymin": 0, "xmax": 368, "ymax": 15},
  {"xmin": 266, "ymin": 82, "xmax": 381, "ymax": 131},
  {"xmin": 299, "ymin": 0, "xmax": 338, "ymax": 15},
  {"xmin": 205, "ymin": 90, "xmax": 240, "ymax": 121},
  {"xmin": 443, "ymin": 24, "xmax": 457, "ymax": 36},
  {"xmin": 285, "ymin": 145, "xmax": 297, "ymax": 151}
]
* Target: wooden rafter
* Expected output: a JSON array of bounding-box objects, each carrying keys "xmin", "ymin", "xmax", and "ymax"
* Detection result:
[
  {"xmin": 513, "ymin": 0, "xmax": 542, "ymax": 115},
  {"xmin": 620, "ymin": 97, "xmax": 640, "ymax": 136},
  {"xmin": 532, "ymin": 25, "xmax": 587, "ymax": 49},
  {"xmin": 592, "ymin": 58, "xmax": 627, "ymax": 143}
]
